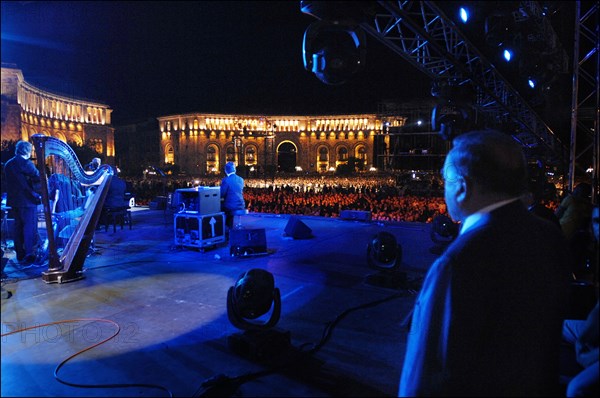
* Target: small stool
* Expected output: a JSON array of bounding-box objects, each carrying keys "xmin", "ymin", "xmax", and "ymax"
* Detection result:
[
  {"xmin": 103, "ymin": 206, "xmax": 132, "ymax": 233},
  {"xmin": 232, "ymin": 209, "xmax": 249, "ymax": 230}
]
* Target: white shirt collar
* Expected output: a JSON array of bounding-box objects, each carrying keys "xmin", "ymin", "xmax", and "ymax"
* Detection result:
[
  {"xmin": 460, "ymin": 197, "xmax": 520, "ymax": 235},
  {"xmin": 226, "ymin": 171, "xmax": 235, "ymax": 177}
]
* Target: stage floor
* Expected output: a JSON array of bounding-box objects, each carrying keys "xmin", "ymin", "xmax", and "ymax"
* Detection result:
[{"xmin": 1, "ymin": 208, "xmax": 440, "ymax": 397}]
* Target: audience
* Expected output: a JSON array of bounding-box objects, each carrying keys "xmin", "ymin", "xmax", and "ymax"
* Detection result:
[{"xmin": 121, "ymin": 172, "xmax": 564, "ymax": 225}]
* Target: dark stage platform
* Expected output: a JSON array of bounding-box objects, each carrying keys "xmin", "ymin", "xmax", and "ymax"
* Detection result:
[{"xmin": 1, "ymin": 208, "xmax": 440, "ymax": 397}]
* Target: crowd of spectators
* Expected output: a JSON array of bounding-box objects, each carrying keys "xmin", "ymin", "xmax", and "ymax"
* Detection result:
[{"xmin": 122, "ymin": 173, "xmax": 559, "ymax": 224}]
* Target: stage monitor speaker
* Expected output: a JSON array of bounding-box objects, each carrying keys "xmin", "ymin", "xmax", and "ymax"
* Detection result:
[
  {"xmin": 230, "ymin": 228, "xmax": 268, "ymax": 257},
  {"xmin": 339, "ymin": 210, "xmax": 371, "ymax": 221},
  {"xmin": 284, "ymin": 216, "xmax": 313, "ymax": 239}
]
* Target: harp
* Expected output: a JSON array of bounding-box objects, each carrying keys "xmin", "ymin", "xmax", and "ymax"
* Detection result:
[{"xmin": 32, "ymin": 134, "xmax": 113, "ymax": 284}]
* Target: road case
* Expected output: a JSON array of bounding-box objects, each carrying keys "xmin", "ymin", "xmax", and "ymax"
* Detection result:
[{"xmin": 174, "ymin": 212, "xmax": 225, "ymax": 249}]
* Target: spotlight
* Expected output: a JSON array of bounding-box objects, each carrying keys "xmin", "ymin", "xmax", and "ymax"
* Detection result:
[
  {"xmin": 429, "ymin": 215, "xmax": 459, "ymax": 255},
  {"xmin": 365, "ymin": 232, "xmax": 407, "ymax": 289},
  {"xmin": 302, "ymin": 20, "xmax": 366, "ymax": 85},
  {"xmin": 227, "ymin": 268, "xmax": 281, "ymax": 331}
]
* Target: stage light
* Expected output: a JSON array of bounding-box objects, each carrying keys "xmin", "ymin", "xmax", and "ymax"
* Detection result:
[
  {"xmin": 226, "ymin": 269, "xmax": 292, "ymax": 363},
  {"xmin": 430, "ymin": 81, "xmax": 476, "ymax": 141},
  {"xmin": 302, "ymin": 20, "xmax": 366, "ymax": 85},
  {"xmin": 429, "ymin": 215, "xmax": 459, "ymax": 255},
  {"xmin": 528, "ymin": 78, "xmax": 536, "ymax": 89},
  {"xmin": 365, "ymin": 232, "xmax": 407, "ymax": 289},
  {"xmin": 227, "ymin": 268, "xmax": 281, "ymax": 331},
  {"xmin": 459, "ymin": 7, "xmax": 470, "ymax": 23},
  {"xmin": 367, "ymin": 231, "xmax": 402, "ymax": 271},
  {"xmin": 503, "ymin": 48, "xmax": 513, "ymax": 62}
]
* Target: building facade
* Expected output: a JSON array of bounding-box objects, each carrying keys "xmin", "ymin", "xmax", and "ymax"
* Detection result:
[
  {"xmin": 1, "ymin": 64, "xmax": 115, "ymax": 164},
  {"xmin": 156, "ymin": 112, "xmax": 412, "ymax": 177}
]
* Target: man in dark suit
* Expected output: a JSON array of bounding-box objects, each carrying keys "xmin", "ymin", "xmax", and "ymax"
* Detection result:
[
  {"xmin": 103, "ymin": 166, "xmax": 127, "ymax": 208},
  {"xmin": 399, "ymin": 130, "xmax": 572, "ymax": 396},
  {"xmin": 220, "ymin": 162, "xmax": 245, "ymax": 230},
  {"xmin": 4, "ymin": 140, "xmax": 41, "ymax": 265}
]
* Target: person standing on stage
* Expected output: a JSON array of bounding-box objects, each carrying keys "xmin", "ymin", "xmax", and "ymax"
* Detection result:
[
  {"xmin": 220, "ymin": 161, "xmax": 245, "ymax": 231},
  {"xmin": 4, "ymin": 140, "xmax": 42, "ymax": 265},
  {"xmin": 399, "ymin": 130, "xmax": 572, "ymax": 396}
]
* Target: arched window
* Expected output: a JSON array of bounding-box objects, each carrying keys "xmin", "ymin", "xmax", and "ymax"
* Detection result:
[
  {"xmin": 356, "ymin": 145, "xmax": 366, "ymax": 160},
  {"xmin": 226, "ymin": 145, "xmax": 236, "ymax": 162},
  {"xmin": 165, "ymin": 145, "xmax": 174, "ymax": 164},
  {"xmin": 207, "ymin": 146, "xmax": 216, "ymax": 161},
  {"xmin": 245, "ymin": 145, "xmax": 256, "ymax": 164},
  {"xmin": 319, "ymin": 147, "xmax": 328, "ymax": 161},
  {"xmin": 338, "ymin": 146, "xmax": 348, "ymax": 161}
]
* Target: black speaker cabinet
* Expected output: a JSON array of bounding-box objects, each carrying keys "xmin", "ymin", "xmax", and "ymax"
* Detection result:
[
  {"xmin": 230, "ymin": 228, "xmax": 267, "ymax": 257},
  {"xmin": 284, "ymin": 216, "xmax": 313, "ymax": 239}
]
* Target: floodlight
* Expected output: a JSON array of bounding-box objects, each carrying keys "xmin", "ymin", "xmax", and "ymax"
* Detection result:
[{"xmin": 227, "ymin": 268, "xmax": 281, "ymax": 331}]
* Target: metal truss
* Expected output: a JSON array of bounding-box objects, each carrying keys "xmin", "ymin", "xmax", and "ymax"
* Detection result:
[
  {"xmin": 359, "ymin": 1, "xmax": 569, "ymax": 166},
  {"xmin": 568, "ymin": 0, "xmax": 599, "ymax": 194}
]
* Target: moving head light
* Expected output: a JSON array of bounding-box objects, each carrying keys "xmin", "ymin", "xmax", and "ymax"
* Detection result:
[
  {"xmin": 301, "ymin": 1, "xmax": 366, "ymax": 85},
  {"xmin": 431, "ymin": 80, "xmax": 476, "ymax": 141}
]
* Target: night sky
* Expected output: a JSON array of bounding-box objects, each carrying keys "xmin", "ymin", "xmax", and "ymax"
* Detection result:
[
  {"xmin": 1, "ymin": 1, "xmax": 434, "ymax": 125},
  {"xmin": 1, "ymin": 1, "xmax": 576, "ymax": 137}
]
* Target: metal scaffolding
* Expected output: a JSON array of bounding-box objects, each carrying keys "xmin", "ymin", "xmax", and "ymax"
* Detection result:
[
  {"xmin": 357, "ymin": 1, "xmax": 570, "ymax": 168},
  {"xmin": 568, "ymin": 0, "xmax": 599, "ymax": 197}
]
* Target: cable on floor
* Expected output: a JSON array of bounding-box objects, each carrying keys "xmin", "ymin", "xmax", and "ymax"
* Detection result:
[{"xmin": 1, "ymin": 318, "xmax": 173, "ymax": 397}]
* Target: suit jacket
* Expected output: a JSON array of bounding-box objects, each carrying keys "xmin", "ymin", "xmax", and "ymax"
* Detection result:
[
  {"xmin": 4, "ymin": 155, "xmax": 41, "ymax": 208},
  {"xmin": 103, "ymin": 176, "xmax": 128, "ymax": 208},
  {"xmin": 220, "ymin": 173, "xmax": 245, "ymax": 212},
  {"xmin": 399, "ymin": 200, "xmax": 572, "ymax": 396}
]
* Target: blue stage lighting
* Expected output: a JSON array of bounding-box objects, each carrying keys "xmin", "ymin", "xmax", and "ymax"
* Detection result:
[
  {"xmin": 503, "ymin": 49, "xmax": 513, "ymax": 62},
  {"xmin": 528, "ymin": 78, "xmax": 536, "ymax": 89},
  {"xmin": 459, "ymin": 7, "xmax": 469, "ymax": 23}
]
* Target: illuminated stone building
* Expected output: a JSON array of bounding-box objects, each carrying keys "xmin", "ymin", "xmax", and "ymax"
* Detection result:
[
  {"xmin": 157, "ymin": 112, "xmax": 410, "ymax": 176},
  {"xmin": 1, "ymin": 64, "xmax": 115, "ymax": 163}
]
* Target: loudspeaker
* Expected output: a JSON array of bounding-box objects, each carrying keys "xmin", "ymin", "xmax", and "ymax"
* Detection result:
[
  {"xmin": 284, "ymin": 216, "xmax": 313, "ymax": 239},
  {"xmin": 230, "ymin": 228, "xmax": 267, "ymax": 257},
  {"xmin": 339, "ymin": 210, "xmax": 371, "ymax": 221}
]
